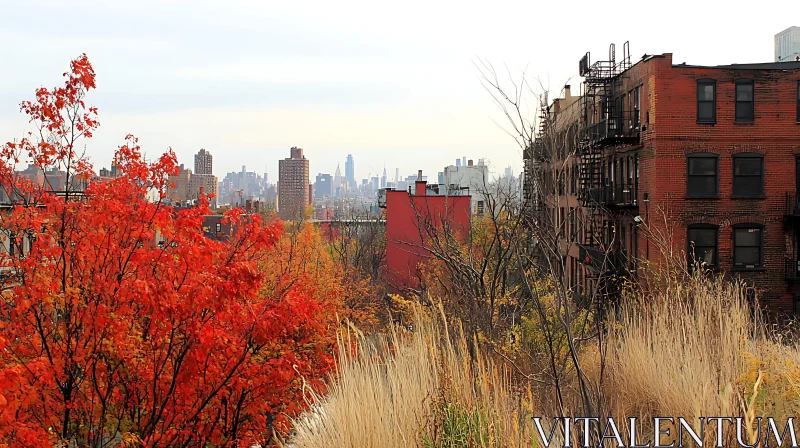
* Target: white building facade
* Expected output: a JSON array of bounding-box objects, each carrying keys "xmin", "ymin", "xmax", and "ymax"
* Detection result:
[
  {"xmin": 443, "ymin": 159, "xmax": 490, "ymax": 216},
  {"xmin": 776, "ymin": 27, "xmax": 800, "ymax": 62}
]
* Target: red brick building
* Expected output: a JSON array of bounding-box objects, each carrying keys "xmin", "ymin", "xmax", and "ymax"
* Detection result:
[
  {"xmin": 278, "ymin": 147, "xmax": 310, "ymax": 221},
  {"xmin": 534, "ymin": 46, "xmax": 800, "ymax": 314},
  {"xmin": 383, "ymin": 172, "xmax": 471, "ymax": 292}
]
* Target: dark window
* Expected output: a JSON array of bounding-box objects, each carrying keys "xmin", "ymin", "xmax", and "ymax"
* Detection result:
[
  {"xmin": 215, "ymin": 222, "xmax": 221, "ymax": 233},
  {"xmin": 733, "ymin": 153, "xmax": 764, "ymax": 196},
  {"xmin": 735, "ymin": 81, "xmax": 754, "ymax": 123},
  {"xmin": 733, "ymin": 225, "xmax": 763, "ymax": 269},
  {"xmin": 627, "ymin": 91, "xmax": 634, "ymax": 129},
  {"xmin": 687, "ymin": 153, "xmax": 718, "ymax": 197},
  {"xmin": 688, "ymin": 225, "xmax": 718, "ymax": 268},
  {"xmin": 634, "ymin": 154, "xmax": 639, "ymax": 201},
  {"xmin": 477, "ymin": 200, "xmax": 484, "ymax": 216},
  {"xmin": 634, "ymin": 86, "xmax": 641, "ymax": 127},
  {"xmin": 697, "ymin": 80, "xmax": 716, "ymax": 123}
]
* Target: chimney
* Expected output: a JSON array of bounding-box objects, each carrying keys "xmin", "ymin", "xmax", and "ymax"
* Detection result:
[
  {"xmin": 564, "ymin": 85, "xmax": 571, "ymax": 98},
  {"xmin": 468, "ymin": 159, "xmax": 473, "ymax": 167},
  {"xmin": 415, "ymin": 170, "xmax": 426, "ymax": 196}
]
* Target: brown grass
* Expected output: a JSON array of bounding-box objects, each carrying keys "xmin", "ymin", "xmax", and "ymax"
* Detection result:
[
  {"xmin": 289, "ymin": 310, "xmax": 535, "ymax": 447},
  {"xmin": 603, "ymin": 273, "xmax": 800, "ymax": 444},
  {"xmin": 291, "ymin": 274, "xmax": 800, "ymax": 447}
]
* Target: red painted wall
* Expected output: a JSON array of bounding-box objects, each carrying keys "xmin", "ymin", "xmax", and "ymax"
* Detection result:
[{"xmin": 384, "ymin": 189, "xmax": 471, "ymax": 292}]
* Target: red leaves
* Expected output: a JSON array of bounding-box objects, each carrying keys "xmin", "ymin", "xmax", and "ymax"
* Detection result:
[{"xmin": 0, "ymin": 55, "xmax": 339, "ymax": 447}]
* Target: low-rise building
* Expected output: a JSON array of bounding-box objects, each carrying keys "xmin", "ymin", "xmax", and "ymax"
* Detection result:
[
  {"xmin": 383, "ymin": 170, "xmax": 471, "ymax": 292},
  {"xmin": 531, "ymin": 44, "xmax": 800, "ymax": 315},
  {"xmin": 443, "ymin": 159, "xmax": 489, "ymax": 216}
]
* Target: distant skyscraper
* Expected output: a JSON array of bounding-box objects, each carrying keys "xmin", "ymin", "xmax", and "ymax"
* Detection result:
[
  {"xmin": 191, "ymin": 173, "xmax": 219, "ymax": 208},
  {"xmin": 345, "ymin": 154, "xmax": 355, "ymax": 184},
  {"xmin": 183, "ymin": 149, "xmax": 218, "ymax": 207},
  {"xmin": 333, "ymin": 163, "xmax": 343, "ymax": 197},
  {"xmin": 167, "ymin": 159, "xmax": 218, "ymax": 208},
  {"xmin": 278, "ymin": 146, "xmax": 310, "ymax": 221},
  {"xmin": 462, "ymin": 157, "xmax": 467, "ymax": 167},
  {"xmin": 456, "ymin": 158, "xmax": 461, "ymax": 167},
  {"xmin": 395, "ymin": 168, "xmax": 399, "ymax": 185},
  {"xmin": 315, "ymin": 173, "xmax": 332, "ymax": 197},
  {"xmin": 381, "ymin": 166, "xmax": 387, "ymax": 189},
  {"xmin": 194, "ymin": 148, "xmax": 213, "ymax": 175},
  {"xmin": 167, "ymin": 164, "xmax": 192, "ymax": 205},
  {"xmin": 504, "ymin": 166, "xmax": 513, "ymax": 179}
]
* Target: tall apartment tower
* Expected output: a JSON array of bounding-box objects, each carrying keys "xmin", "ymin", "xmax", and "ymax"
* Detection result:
[
  {"xmin": 315, "ymin": 173, "xmax": 332, "ymax": 197},
  {"xmin": 345, "ymin": 154, "xmax": 355, "ymax": 184},
  {"xmin": 194, "ymin": 148, "xmax": 213, "ymax": 175},
  {"xmin": 278, "ymin": 146, "xmax": 310, "ymax": 221},
  {"xmin": 190, "ymin": 149, "xmax": 218, "ymax": 208},
  {"xmin": 776, "ymin": 27, "xmax": 800, "ymax": 62},
  {"xmin": 167, "ymin": 164, "xmax": 192, "ymax": 205}
]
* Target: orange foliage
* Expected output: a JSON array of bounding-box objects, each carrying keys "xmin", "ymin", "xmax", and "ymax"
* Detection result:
[
  {"xmin": 0, "ymin": 55, "xmax": 338, "ymax": 446},
  {"xmin": 265, "ymin": 222, "xmax": 380, "ymax": 331}
]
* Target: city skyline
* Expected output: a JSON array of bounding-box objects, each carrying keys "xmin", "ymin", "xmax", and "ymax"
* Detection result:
[
  {"xmin": 154, "ymin": 149, "xmax": 512, "ymax": 191},
  {"xmin": 0, "ymin": 1, "xmax": 784, "ymax": 181}
]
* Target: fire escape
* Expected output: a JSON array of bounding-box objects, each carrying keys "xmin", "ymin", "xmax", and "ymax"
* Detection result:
[
  {"xmin": 577, "ymin": 42, "xmax": 639, "ymax": 300},
  {"xmin": 784, "ymin": 193, "xmax": 800, "ymax": 294}
]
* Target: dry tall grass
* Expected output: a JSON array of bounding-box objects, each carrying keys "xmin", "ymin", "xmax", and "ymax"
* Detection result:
[
  {"xmin": 289, "ymin": 311, "xmax": 535, "ymax": 448},
  {"xmin": 603, "ymin": 273, "xmax": 800, "ymax": 444},
  {"xmin": 292, "ymin": 273, "xmax": 800, "ymax": 447}
]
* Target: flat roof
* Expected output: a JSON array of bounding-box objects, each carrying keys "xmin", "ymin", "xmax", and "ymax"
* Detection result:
[{"xmin": 673, "ymin": 61, "xmax": 800, "ymax": 70}]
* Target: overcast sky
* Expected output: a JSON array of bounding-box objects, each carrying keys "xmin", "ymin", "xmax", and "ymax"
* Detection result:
[{"xmin": 0, "ymin": 0, "xmax": 787, "ymax": 182}]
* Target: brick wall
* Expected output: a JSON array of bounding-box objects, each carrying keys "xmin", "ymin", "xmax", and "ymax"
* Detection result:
[{"xmin": 642, "ymin": 56, "xmax": 800, "ymax": 313}]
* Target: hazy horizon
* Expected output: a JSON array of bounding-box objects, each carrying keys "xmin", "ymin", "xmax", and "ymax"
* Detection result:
[{"xmin": 0, "ymin": 0, "xmax": 785, "ymax": 181}]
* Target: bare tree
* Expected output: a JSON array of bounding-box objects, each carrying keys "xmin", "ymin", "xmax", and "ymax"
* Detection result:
[
  {"xmin": 326, "ymin": 208, "xmax": 386, "ymax": 284},
  {"xmin": 474, "ymin": 58, "xmax": 613, "ymax": 435}
]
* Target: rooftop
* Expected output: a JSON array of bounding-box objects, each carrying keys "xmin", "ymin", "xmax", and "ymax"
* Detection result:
[{"xmin": 673, "ymin": 61, "xmax": 800, "ymax": 70}]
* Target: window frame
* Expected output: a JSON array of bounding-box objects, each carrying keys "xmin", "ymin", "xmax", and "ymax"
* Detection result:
[
  {"xmin": 687, "ymin": 224, "xmax": 718, "ymax": 269},
  {"xmin": 8, "ymin": 231, "xmax": 15, "ymax": 257},
  {"xmin": 735, "ymin": 80, "xmax": 755, "ymax": 123},
  {"xmin": 732, "ymin": 152, "xmax": 765, "ymax": 197},
  {"xmin": 696, "ymin": 79, "xmax": 717, "ymax": 124},
  {"xmin": 627, "ymin": 90, "xmax": 633, "ymax": 129},
  {"xmin": 732, "ymin": 224, "xmax": 764, "ymax": 270},
  {"xmin": 686, "ymin": 153, "xmax": 719, "ymax": 198},
  {"xmin": 634, "ymin": 154, "xmax": 639, "ymax": 202},
  {"xmin": 796, "ymin": 81, "xmax": 799, "ymax": 124}
]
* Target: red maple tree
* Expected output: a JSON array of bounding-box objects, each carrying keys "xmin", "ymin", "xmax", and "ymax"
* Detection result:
[{"xmin": 0, "ymin": 55, "xmax": 337, "ymax": 446}]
